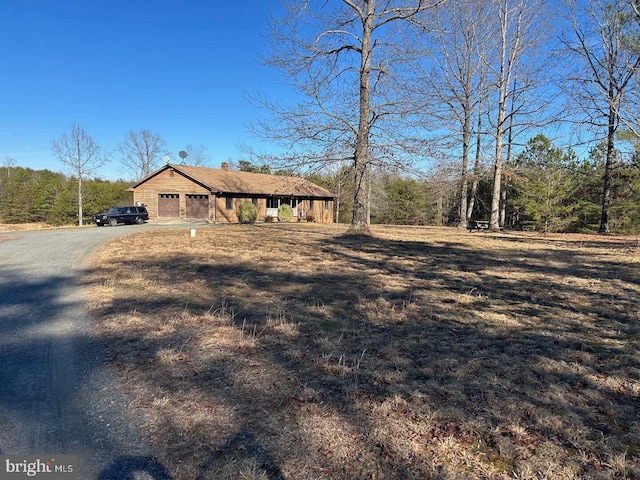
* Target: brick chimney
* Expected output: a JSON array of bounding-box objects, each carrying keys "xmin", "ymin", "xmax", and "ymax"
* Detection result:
[{"xmin": 221, "ymin": 161, "xmax": 229, "ymax": 171}]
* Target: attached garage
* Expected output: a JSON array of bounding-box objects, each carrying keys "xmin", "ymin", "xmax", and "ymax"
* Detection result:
[
  {"xmin": 158, "ymin": 194, "xmax": 180, "ymax": 217},
  {"xmin": 186, "ymin": 194, "xmax": 209, "ymax": 219}
]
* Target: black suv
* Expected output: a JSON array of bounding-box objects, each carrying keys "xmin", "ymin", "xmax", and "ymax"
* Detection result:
[{"xmin": 94, "ymin": 206, "xmax": 149, "ymax": 226}]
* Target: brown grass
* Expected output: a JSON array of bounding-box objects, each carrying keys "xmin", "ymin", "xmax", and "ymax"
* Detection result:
[
  {"xmin": 0, "ymin": 222, "xmax": 54, "ymax": 232},
  {"xmin": 83, "ymin": 224, "xmax": 640, "ymax": 479},
  {"xmin": 0, "ymin": 222, "xmax": 93, "ymax": 233}
]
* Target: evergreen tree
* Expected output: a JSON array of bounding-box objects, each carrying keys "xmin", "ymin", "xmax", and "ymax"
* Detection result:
[
  {"xmin": 567, "ymin": 147, "xmax": 606, "ymax": 232},
  {"xmin": 48, "ymin": 182, "xmax": 77, "ymax": 226},
  {"xmin": 0, "ymin": 167, "xmax": 35, "ymax": 223},
  {"xmin": 372, "ymin": 175, "xmax": 428, "ymax": 225},
  {"xmin": 30, "ymin": 170, "xmax": 66, "ymax": 222},
  {"xmin": 83, "ymin": 179, "xmax": 132, "ymax": 222},
  {"xmin": 510, "ymin": 135, "xmax": 578, "ymax": 232}
]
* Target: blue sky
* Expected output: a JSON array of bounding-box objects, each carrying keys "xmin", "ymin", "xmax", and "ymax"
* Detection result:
[{"xmin": 0, "ymin": 1, "xmax": 281, "ymax": 180}]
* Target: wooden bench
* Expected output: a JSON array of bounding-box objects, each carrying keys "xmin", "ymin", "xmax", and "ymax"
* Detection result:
[{"xmin": 468, "ymin": 220, "xmax": 489, "ymax": 232}]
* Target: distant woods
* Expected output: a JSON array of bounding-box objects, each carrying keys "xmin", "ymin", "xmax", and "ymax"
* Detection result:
[{"xmin": 0, "ymin": 166, "xmax": 131, "ymax": 226}]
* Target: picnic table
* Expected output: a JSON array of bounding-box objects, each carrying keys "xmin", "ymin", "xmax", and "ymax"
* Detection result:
[{"xmin": 468, "ymin": 220, "xmax": 489, "ymax": 232}]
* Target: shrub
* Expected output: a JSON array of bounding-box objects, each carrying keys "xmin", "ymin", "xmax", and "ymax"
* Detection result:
[
  {"xmin": 278, "ymin": 204, "xmax": 294, "ymax": 222},
  {"xmin": 306, "ymin": 213, "xmax": 315, "ymax": 223},
  {"xmin": 238, "ymin": 201, "xmax": 258, "ymax": 224}
]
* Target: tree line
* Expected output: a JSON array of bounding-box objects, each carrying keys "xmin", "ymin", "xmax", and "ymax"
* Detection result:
[
  {"xmin": 0, "ymin": 166, "xmax": 131, "ymax": 226},
  {"xmin": 3, "ymin": 130, "xmax": 639, "ymax": 232},
  {"xmin": 308, "ymin": 134, "xmax": 640, "ymax": 233}
]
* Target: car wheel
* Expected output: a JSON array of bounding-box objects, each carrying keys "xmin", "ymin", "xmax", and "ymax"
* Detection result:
[
  {"xmin": 109, "ymin": 218, "xmax": 118, "ymax": 227},
  {"xmin": 135, "ymin": 216, "xmax": 144, "ymax": 225}
]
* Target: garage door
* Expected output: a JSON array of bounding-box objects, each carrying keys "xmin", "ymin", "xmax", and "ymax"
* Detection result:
[
  {"xmin": 158, "ymin": 194, "xmax": 180, "ymax": 217},
  {"xmin": 186, "ymin": 194, "xmax": 209, "ymax": 219}
]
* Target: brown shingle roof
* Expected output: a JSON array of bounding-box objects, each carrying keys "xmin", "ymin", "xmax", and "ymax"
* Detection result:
[{"xmin": 135, "ymin": 164, "xmax": 334, "ymax": 198}]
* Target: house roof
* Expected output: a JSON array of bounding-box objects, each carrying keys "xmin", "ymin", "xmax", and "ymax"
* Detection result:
[{"xmin": 132, "ymin": 164, "xmax": 334, "ymax": 198}]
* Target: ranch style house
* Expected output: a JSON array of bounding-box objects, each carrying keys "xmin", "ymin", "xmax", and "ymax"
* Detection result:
[{"xmin": 131, "ymin": 162, "xmax": 335, "ymax": 224}]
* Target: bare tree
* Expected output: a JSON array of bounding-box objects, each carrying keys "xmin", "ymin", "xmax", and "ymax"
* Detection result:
[
  {"xmin": 184, "ymin": 144, "xmax": 212, "ymax": 166},
  {"xmin": 51, "ymin": 123, "xmax": 107, "ymax": 226},
  {"xmin": 563, "ymin": 0, "xmax": 640, "ymax": 233},
  {"xmin": 117, "ymin": 129, "xmax": 167, "ymax": 180},
  {"xmin": 2, "ymin": 157, "xmax": 16, "ymax": 179},
  {"xmin": 420, "ymin": 0, "xmax": 553, "ymax": 230},
  {"xmin": 484, "ymin": 0, "xmax": 552, "ymax": 230},
  {"xmin": 255, "ymin": 0, "xmax": 446, "ymax": 234},
  {"xmin": 1, "ymin": 157, "xmax": 17, "ymax": 205},
  {"xmin": 421, "ymin": 0, "xmax": 493, "ymax": 229}
]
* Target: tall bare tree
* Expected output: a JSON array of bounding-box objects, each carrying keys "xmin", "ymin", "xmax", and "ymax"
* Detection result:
[
  {"xmin": 255, "ymin": 0, "xmax": 446, "ymax": 234},
  {"xmin": 51, "ymin": 123, "xmax": 107, "ymax": 226},
  {"xmin": 484, "ymin": 0, "xmax": 551, "ymax": 230},
  {"xmin": 563, "ymin": 0, "xmax": 640, "ymax": 233},
  {"xmin": 421, "ymin": 0, "xmax": 493, "ymax": 229},
  {"xmin": 421, "ymin": 0, "xmax": 552, "ymax": 230},
  {"xmin": 118, "ymin": 129, "xmax": 167, "ymax": 180}
]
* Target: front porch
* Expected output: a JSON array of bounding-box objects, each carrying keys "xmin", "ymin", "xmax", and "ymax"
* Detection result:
[{"xmin": 266, "ymin": 197, "xmax": 306, "ymax": 220}]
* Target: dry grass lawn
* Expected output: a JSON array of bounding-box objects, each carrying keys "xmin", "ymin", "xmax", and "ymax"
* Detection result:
[{"xmin": 83, "ymin": 224, "xmax": 640, "ymax": 479}]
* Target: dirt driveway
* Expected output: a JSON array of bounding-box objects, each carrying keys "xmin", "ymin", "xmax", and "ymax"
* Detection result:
[{"xmin": 0, "ymin": 223, "xmax": 201, "ymax": 479}]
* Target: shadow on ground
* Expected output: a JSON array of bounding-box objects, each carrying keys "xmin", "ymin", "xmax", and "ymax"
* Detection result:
[{"xmin": 82, "ymin": 226, "xmax": 640, "ymax": 479}]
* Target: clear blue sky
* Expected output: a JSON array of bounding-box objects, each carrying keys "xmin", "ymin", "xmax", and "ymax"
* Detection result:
[{"xmin": 0, "ymin": 0, "xmax": 281, "ymax": 180}]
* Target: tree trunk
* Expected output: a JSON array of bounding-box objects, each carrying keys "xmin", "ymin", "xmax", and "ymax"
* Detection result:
[
  {"xmin": 501, "ymin": 77, "xmax": 517, "ymax": 229},
  {"xmin": 499, "ymin": 177, "xmax": 507, "ymax": 227},
  {"xmin": 490, "ymin": 1, "xmax": 511, "ymax": 231},
  {"xmin": 77, "ymin": 174, "xmax": 83, "ymax": 227},
  {"xmin": 335, "ymin": 176, "xmax": 341, "ymax": 223},
  {"xmin": 347, "ymin": 0, "xmax": 374, "ymax": 235},
  {"xmin": 436, "ymin": 191, "xmax": 443, "ymax": 226},
  {"xmin": 467, "ymin": 104, "xmax": 484, "ymax": 222},
  {"xmin": 458, "ymin": 119, "xmax": 471, "ymax": 229},
  {"xmin": 599, "ymin": 107, "xmax": 616, "ymax": 234},
  {"xmin": 490, "ymin": 154, "xmax": 502, "ymax": 230},
  {"xmin": 490, "ymin": 93, "xmax": 507, "ymax": 231}
]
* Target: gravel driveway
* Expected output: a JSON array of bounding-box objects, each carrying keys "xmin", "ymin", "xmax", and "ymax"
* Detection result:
[{"xmin": 0, "ymin": 224, "xmax": 197, "ymax": 479}]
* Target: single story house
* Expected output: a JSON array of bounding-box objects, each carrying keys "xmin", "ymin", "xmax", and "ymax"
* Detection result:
[{"xmin": 131, "ymin": 162, "xmax": 335, "ymax": 223}]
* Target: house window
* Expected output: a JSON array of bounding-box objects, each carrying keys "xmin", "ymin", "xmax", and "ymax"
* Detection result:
[
  {"xmin": 309, "ymin": 199, "xmax": 315, "ymax": 210},
  {"xmin": 324, "ymin": 199, "xmax": 330, "ymax": 209},
  {"xmin": 267, "ymin": 197, "xmax": 279, "ymax": 209},
  {"xmin": 226, "ymin": 197, "xmax": 233, "ymax": 210},
  {"xmin": 252, "ymin": 197, "xmax": 258, "ymax": 207}
]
